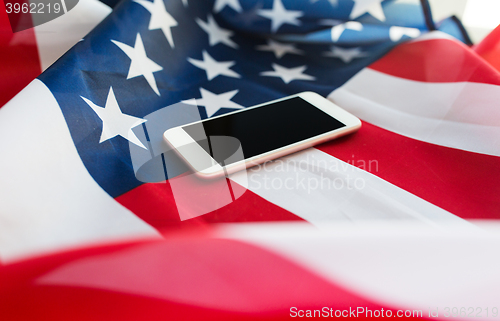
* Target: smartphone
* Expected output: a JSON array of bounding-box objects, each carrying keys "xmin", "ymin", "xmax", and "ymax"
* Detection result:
[{"xmin": 164, "ymin": 91, "xmax": 361, "ymax": 179}]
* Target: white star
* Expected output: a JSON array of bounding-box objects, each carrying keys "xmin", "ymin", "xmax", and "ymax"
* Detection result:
[
  {"xmin": 111, "ymin": 33, "xmax": 163, "ymax": 96},
  {"xmin": 184, "ymin": 88, "xmax": 244, "ymax": 117},
  {"xmin": 331, "ymin": 21, "xmax": 363, "ymax": 42},
  {"xmin": 389, "ymin": 26, "xmax": 421, "ymax": 42},
  {"xmin": 81, "ymin": 87, "xmax": 147, "ymax": 149},
  {"xmin": 187, "ymin": 50, "xmax": 240, "ymax": 81},
  {"xmin": 256, "ymin": 39, "xmax": 303, "ymax": 59},
  {"xmin": 182, "ymin": 0, "xmax": 187, "ymax": 7},
  {"xmin": 238, "ymin": 2, "xmax": 265, "ymax": 26},
  {"xmin": 213, "ymin": 0, "xmax": 242, "ymax": 13},
  {"xmin": 134, "ymin": 0, "xmax": 178, "ymax": 48},
  {"xmin": 260, "ymin": 63, "xmax": 315, "ymax": 84},
  {"xmin": 323, "ymin": 46, "xmax": 368, "ymax": 63},
  {"xmin": 258, "ymin": 0, "xmax": 303, "ymax": 33},
  {"xmin": 196, "ymin": 14, "xmax": 238, "ymax": 49},
  {"xmin": 350, "ymin": 0, "xmax": 385, "ymax": 21},
  {"xmin": 310, "ymin": 0, "xmax": 338, "ymax": 6}
]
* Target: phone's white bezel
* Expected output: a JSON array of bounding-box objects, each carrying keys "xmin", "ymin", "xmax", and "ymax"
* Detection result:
[{"xmin": 164, "ymin": 91, "xmax": 361, "ymax": 179}]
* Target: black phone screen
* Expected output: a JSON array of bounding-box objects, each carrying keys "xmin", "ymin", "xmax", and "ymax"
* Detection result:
[{"xmin": 182, "ymin": 97, "xmax": 345, "ymax": 165}]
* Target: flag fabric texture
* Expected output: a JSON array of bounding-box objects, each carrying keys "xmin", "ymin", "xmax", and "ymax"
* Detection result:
[{"xmin": 1, "ymin": 0, "xmax": 500, "ymax": 319}]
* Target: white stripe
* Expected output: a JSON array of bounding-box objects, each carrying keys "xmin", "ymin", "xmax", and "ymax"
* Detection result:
[
  {"xmin": 329, "ymin": 68, "xmax": 500, "ymax": 156},
  {"xmin": 0, "ymin": 80, "xmax": 159, "ymax": 262},
  {"xmin": 33, "ymin": 0, "xmax": 112, "ymax": 71},
  {"xmin": 230, "ymin": 148, "xmax": 466, "ymax": 227},
  {"xmin": 60, "ymin": 0, "xmax": 68, "ymax": 14},
  {"xmin": 218, "ymin": 222, "xmax": 499, "ymax": 317}
]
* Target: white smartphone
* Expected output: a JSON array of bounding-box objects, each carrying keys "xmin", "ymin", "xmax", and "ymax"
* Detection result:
[{"xmin": 164, "ymin": 91, "xmax": 361, "ymax": 179}]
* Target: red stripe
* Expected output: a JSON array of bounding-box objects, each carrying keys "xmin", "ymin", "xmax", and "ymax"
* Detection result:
[
  {"xmin": 474, "ymin": 25, "xmax": 500, "ymax": 73},
  {"xmin": 316, "ymin": 121, "xmax": 500, "ymax": 219},
  {"xmin": 0, "ymin": 1, "xmax": 41, "ymax": 107},
  {"xmin": 0, "ymin": 236, "xmax": 426, "ymax": 320},
  {"xmin": 369, "ymin": 38, "xmax": 500, "ymax": 86},
  {"xmin": 116, "ymin": 178, "xmax": 304, "ymax": 231}
]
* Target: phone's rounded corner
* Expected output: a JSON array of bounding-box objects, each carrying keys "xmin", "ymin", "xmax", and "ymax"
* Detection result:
[
  {"xmin": 163, "ymin": 127, "xmax": 176, "ymax": 144},
  {"xmin": 298, "ymin": 91, "xmax": 324, "ymax": 101},
  {"xmin": 354, "ymin": 117, "xmax": 362, "ymax": 130}
]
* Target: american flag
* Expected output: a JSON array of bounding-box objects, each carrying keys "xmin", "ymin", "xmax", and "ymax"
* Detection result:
[{"xmin": 1, "ymin": 0, "xmax": 500, "ymax": 319}]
